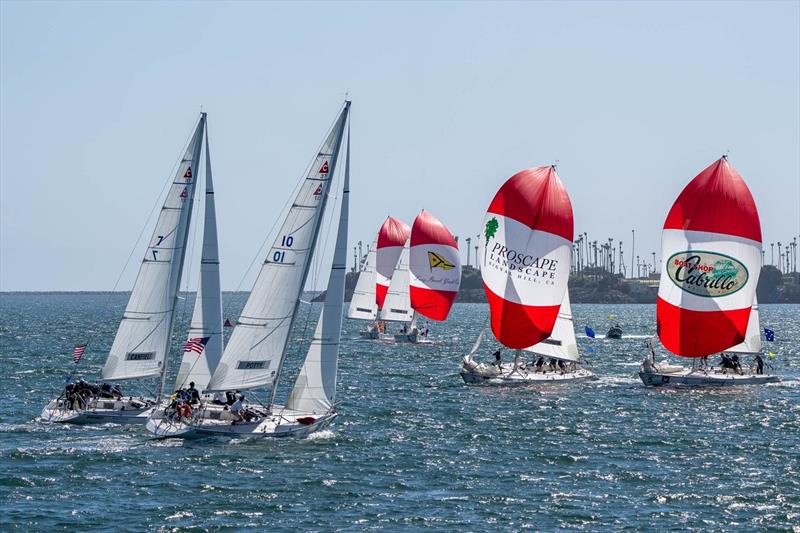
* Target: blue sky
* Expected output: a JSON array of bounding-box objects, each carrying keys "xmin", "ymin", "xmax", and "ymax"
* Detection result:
[{"xmin": 1, "ymin": 1, "xmax": 798, "ymax": 290}]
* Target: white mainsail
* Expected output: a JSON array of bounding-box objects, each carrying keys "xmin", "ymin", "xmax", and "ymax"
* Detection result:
[
  {"xmin": 725, "ymin": 300, "xmax": 762, "ymax": 355},
  {"xmin": 523, "ymin": 290, "xmax": 579, "ymax": 362},
  {"xmin": 286, "ymin": 125, "xmax": 350, "ymax": 414},
  {"xmin": 379, "ymin": 243, "xmax": 413, "ymax": 322},
  {"xmin": 347, "ymin": 239, "xmax": 377, "ymax": 320},
  {"xmin": 102, "ymin": 115, "xmax": 206, "ymax": 382},
  {"xmin": 174, "ymin": 126, "xmax": 223, "ymax": 392},
  {"xmin": 207, "ymin": 103, "xmax": 350, "ymax": 392}
]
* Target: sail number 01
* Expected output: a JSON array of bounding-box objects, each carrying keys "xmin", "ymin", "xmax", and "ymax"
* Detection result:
[{"xmin": 273, "ymin": 235, "xmax": 294, "ymax": 262}]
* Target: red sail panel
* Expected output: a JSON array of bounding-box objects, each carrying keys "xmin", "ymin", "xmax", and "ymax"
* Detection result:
[
  {"xmin": 409, "ymin": 210, "xmax": 462, "ymax": 321},
  {"xmin": 657, "ymin": 157, "xmax": 762, "ymax": 357},
  {"xmin": 481, "ymin": 166, "xmax": 574, "ymax": 349},
  {"xmin": 375, "ymin": 216, "xmax": 411, "ymax": 309}
]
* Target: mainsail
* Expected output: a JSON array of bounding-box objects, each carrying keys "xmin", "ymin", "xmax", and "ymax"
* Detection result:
[
  {"xmin": 523, "ymin": 290, "xmax": 579, "ymax": 362},
  {"xmin": 207, "ymin": 103, "xmax": 350, "ymax": 392},
  {"xmin": 174, "ymin": 126, "xmax": 223, "ymax": 392},
  {"xmin": 346, "ymin": 239, "xmax": 378, "ymax": 320},
  {"xmin": 656, "ymin": 157, "xmax": 762, "ymax": 357},
  {"xmin": 375, "ymin": 216, "xmax": 411, "ymax": 309},
  {"xmin": 379, "ymin": 244, "xmax": 412, "ymax": 322},
  {"xmin": 725, "ymin": 300, "xmax": 762, "ymax": 355},
  {"xmin": 287, "ymin": 125, "xmax": 351, "ymax": 414},
  {"xmin": 408, "ymin": 210, "xmax": 461, "ymax": 321},
  {"xmin": 102, "ymin": 115, "xmax": 206, "ymax": 381},
  {"xmin": 481, "ymin": 166, "xmax": 574, "ymax": 349}
]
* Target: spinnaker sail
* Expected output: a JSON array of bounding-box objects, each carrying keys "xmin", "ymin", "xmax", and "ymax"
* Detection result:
[
  {"xmin": 481, "ymin": 166, "xmax": 574, "ymax": 349},
  {"xmin": 408, "ymin": 210, "xmax": 461, "ymax": 321},
  {"xmin": 656, "ymin": 157, "xmax": 762, "ymax": 357},
  {"xmin": 375, "ymin": 216, "xmax": 411, "ymax": 309}
]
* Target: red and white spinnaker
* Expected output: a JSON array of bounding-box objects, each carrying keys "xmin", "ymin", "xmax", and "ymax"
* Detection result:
[
  {"xmin": 657, "ymin": 157, "xmax": 762, "ymax": 357},
  {"xmin": 408, "ymin": 210, "xmax": 461, "ymax": 321},
  {"xmin": 481, "ymin": 166, "xmax": 574, "ymax": 349},
  {"xmin": 375, "ymin": 216, "xmax": 411, "ymax": 309}
]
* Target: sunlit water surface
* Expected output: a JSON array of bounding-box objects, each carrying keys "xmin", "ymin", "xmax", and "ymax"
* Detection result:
[{"xmin": 1, "ymin": 294, "xmax": 798, "ymax": 531}]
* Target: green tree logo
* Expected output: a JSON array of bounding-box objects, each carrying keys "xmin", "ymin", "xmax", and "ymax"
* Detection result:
[{"xmin": 484, "ymin": 217, "xmax": 499, "ymax": 263}]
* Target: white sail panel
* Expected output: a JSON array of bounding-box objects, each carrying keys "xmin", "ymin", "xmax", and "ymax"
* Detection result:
[
  {"xmin": 287, "ymin": 125, "xmax": 350, "ymax": 413},
  {"xmin": 523, "ymin": 290, "xmax": 579, "ymax": 362},
  {"xmin": 379, "ymin": 244, "xmax": 412, "ymax": 322},
  {"xmin": 725, "ymin": 300, "xmax": 762, "ymax": 355},
  {"xmin": 347, "ymin": 240, "xmax": 377, "ymax": 320},
  {"xmin": 175, "ymin": 127, "xmax": 224, "ymax": 392},
  {"xmin": 207, "ymin": 105, "xmax": 349, "ymax": 392},
  {"xmin": 103, "ymin": 116, "xmax": 205, "ymax": 381}
]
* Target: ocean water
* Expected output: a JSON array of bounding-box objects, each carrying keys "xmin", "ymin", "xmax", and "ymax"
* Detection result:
[{"xmin": 1, "ymin": 293, "xmax": 798, "ymax": 531}]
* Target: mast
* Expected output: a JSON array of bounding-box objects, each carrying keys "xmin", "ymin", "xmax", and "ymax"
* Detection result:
[{"xmin": 269, "ymin": 102, "xmax": 350, "ymax": 410}]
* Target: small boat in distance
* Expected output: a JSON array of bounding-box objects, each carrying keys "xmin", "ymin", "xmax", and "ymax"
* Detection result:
[
  {"xmin": 41, "ymin": 114, "xmax": 208, "ymax": 424},
  {"xmin": 606, "ymin": 324, "xmax": 623, "ymax": 339},
  {"xmin": 461, "ymin": 166, "xmax": 596, "ymax": 384},
  {"xmin": 639, "ymin": 156, "xmax": 779, "ymax": 387}
]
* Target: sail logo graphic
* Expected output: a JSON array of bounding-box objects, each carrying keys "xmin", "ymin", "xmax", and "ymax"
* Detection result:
[
  {"xmin": 427, "ymin": 251, "xmax": 455, "ymax": 271},
  {"xmin": 319, "ymin": 161, "xmax": 329, "ymax": 174},
  {"xmin": 313, "ymin": 184, "xmax": 323, "ymax": 199},
  {"xmin": 666, "ymin": 251, "xmax": 748, "ymax": 298},
  {"xmin": 482, "ymin": 216, "xmax": 561, "ymax": 284}
]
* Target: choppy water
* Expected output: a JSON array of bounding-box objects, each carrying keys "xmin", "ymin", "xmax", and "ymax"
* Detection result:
[{"xmin": 1, "ymin": 293, "xmax": 798, "ymax": 531}]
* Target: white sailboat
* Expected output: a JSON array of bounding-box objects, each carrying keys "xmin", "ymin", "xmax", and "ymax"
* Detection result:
[
  {"xmin": 144, "ymin": 124, "xmax": 226, "ymax": 429},
  {"xmin": 461, "ymin": 291, "xmax": 596, "ymax": 384},
  {"xmin": 147, "ymin": 102, "xmax": 351, "ymax": 438},
  {"xmin": 42, "ymin": 114, "xmax": 208, "ymax": 424},
  {"xmin": 379, "ymin": 243, "xmax": 418, "ymax": 341},
  {"xmin": 346, "ymin": 240, "xmax": 386, "ymax": 340}
]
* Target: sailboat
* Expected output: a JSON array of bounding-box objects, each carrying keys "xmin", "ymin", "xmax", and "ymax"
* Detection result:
[
  {"xmin": 639, "ymin": 156, "xmax": 779, "ymax": 386},
  {"xmin": 147, "ymin": 101, "xmax": 351, "ymax": 438},
  {"xmin": 145, "ymin": 124, "xmax": 225, "ymax": 428},
  {"xmin": 394, "ymin": 210, "xmax": 462, "ymax": 343},
  {"xmin": 460, "ymin": 166, "xmax": 596, "ymax": 384},
  {"xmin": 41, "ymin": 114, "xmax": 208, "ymax": 423},
  {"xmin": 376, "ymin": 217, "xmax": 414, "ymax": 338},
  {"xmin": 346, "ymin": 239, "xmax": 382, "ymax": 339}
]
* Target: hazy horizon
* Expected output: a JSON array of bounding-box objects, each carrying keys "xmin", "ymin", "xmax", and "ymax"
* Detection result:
[{"xmin": 2, "ymin": 1, "xmax": 798, "ymax": 291}]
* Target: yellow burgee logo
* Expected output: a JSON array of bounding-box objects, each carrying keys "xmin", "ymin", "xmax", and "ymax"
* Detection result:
[{"xmin": 428, "ymin": 251, "xmax": 455, "ymax": 271}]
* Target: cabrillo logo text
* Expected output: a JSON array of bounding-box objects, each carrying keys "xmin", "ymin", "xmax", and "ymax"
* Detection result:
[{"xmin": 666, "ymin": 251, "xmax": 748, "ymax": 298}]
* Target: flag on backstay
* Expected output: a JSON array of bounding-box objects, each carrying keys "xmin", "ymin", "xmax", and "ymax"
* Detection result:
[
  {"xmin": 72, "ymin": 344, "xmax": 87, "ymax": 364},
  {"xmin": 585, "ymin": 326, "xmax": 596, "ymax": 339},
  {"xmin": 764, "ymin": 328, "xmax": 775, "ymax": 342},
  {"xmin": 183, "ymin": 337, "xmax": 210, "ymax": 354}
]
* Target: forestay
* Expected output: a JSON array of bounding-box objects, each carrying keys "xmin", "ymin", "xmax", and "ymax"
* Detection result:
[
  {"xmin": 347, "ymin": 239, "xmax": 378, "ymax": 320},
  {"xmin": 102, "ymin": 115, "xmax": 206, "ymax": 381},
  {"xmin": 287, "ymin": 125, "xmax": 350, "ymax": 414},
  {"xmin": 523, "ymin": 290, "xmax": 579, "ymax": 362},
  {"xmin": 379, "ymin": 244, "xmax": 413, "ymax": 322},
  {"xmin": 207, "ymin": 104, "xmax": 349, "ymax": 392},
  {"xmin": 175, "ymin": 127, "xmax": 224, "ymax": 392}
]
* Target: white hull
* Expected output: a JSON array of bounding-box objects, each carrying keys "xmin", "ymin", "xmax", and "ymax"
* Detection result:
[
  {"xmin": 146, "ymin": 403, "xmax": 336, "ymax": 439},
  {"xmin": 41, "ymin": 397, "xmax": 155, "ymax": 425},
  {"xmin": 639, "ymin": 367, "xmax": 780, "ymax": 387},
  {"xmin": 460, "ymin": 357, "xmax": 596, "ymax": 385}
]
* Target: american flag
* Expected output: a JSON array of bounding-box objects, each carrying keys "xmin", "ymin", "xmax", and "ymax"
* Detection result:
[
  {"xmin": 72, "ymin": 344, "xmax": 87, "ymax": 364},
  {"xmin": 183, "ymin": 337, "xmax": 210, "ymax": 354}
]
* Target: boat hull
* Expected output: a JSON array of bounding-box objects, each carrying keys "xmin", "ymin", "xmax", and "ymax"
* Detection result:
[
  {"xmin": 146, "ymin": 404, "xmax": 336, "ymax": 439},
  {"xmin": 606, "ymin": 327, "xmax": 623, "ymax": 339},
  {"xmin": 41, "ymin": 397, "xmax": 155, "ymax": 425},
  {"xmin": 460, "ymin": 365, "xmax": 597, "ymax": 385},
  {"xmin": 639, "ymin": 369, "xmax": 780, "ymax": 387}
]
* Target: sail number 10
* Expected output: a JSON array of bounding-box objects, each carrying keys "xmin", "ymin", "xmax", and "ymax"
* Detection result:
[{"xmin": 273, "ymin": 235, "xmax": 294, "ymax": 262}]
